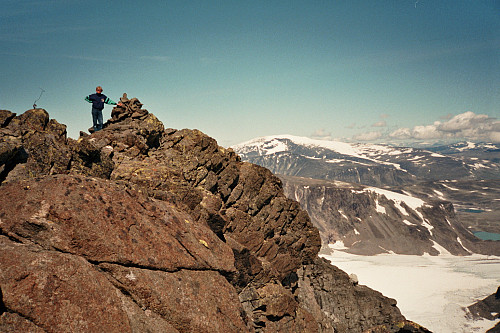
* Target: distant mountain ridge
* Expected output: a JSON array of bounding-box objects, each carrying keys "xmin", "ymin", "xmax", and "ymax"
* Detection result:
[
  {"xmin": 428, "ymin": 141, "xmax": 500, "ymax": 154},
  {"xmin": 233, "ymin": 135, "xmax": 500, "ymax": 186},
  {"xmin": 426, "ymin": 141, "xmax": 500, "ymax": 165},
  {"xmin": 233, "ymin": 135, "xmax": 500, "ymax": 256}
]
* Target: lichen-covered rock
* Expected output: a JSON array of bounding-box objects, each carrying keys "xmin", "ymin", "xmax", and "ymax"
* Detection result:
[
  {"xmin": 0, "ymin": 237, "xmax": 140, "ymax": 332},
  {"xmin": 99, "ymin": 263, "xmax": 249, "ymax": 332},
  {"xmin": 0, "ymin": 175, "xmax": 235, "ymax": 273}
]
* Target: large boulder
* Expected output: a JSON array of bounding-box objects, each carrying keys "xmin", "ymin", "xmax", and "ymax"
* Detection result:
[{"xmin": 0, "ymin": 175, "xmax": 249, "ymax": 332}]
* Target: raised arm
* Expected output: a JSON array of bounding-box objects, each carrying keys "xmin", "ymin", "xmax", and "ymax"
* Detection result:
[{"xmin": 104, "ymin": 97, "xmax": 117, "ymax": 105}]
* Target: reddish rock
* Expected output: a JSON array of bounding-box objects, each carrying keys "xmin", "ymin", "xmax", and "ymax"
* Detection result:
[
  {"xmin": 0, "ymin": 237, "xmax": 133, "ymax": 332},
  {"xmin": 99, "ymin": 263, "xmax": 250, "ymax": 332},
  {"xmin": 0, "ymin": 174, "xmax": 235, "ymax": 273}
]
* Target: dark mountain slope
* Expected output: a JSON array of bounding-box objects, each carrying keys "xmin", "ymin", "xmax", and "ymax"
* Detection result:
[
  {"xmin": 233, "ymin": 135, "xmax": 500, "ymax": 256},
  {"xmin": 280, "ymin": 175, "xmax": 500, "ymax": 256}
]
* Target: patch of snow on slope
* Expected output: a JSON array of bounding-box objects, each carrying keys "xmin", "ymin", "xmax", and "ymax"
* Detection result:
[
  {"xmin": 357, "ymin": 187, "xmax": 429, "ymax": 221},
  {"xmin": 395, "ymin": 202, "xmax": 411, "ymax": 217},
  {"xmin": 433, "ymin": 189, "xmax": 446, "ymax": 200},
  {"xmin": 422, "ymin": 219, "xmax": 434, "ymax": 236},
  {"xmin": 325, "ymin": 158, "xmax": 346, "ymax": 164},
  {"xmin": 374, "ymin": 198, "xmax": 386, "ymax": 214},
  {"xmin": 328, "ymin": 241, "xmax": 348, "ymax": 250},
  {"xmin": 261, "ymin": 139, "xmax": 288, "ymax": 155},
  {"xmin": 473, "ymin": 162, "xmax": 488, "ymax": 169},
  {"xmin": 457, "ymin": 237, "xmax": 473, "ymax": 254},
  {"xmin": 432, "ymin": 240, "xmax": 451, "ymax": 255},
  {"xmin": 456, "ymin": 142, "xmax": 477, "ymax": 151},
  {"xmin": 338, "ymin": 210, "xmax": 349, "ymax": 220},
  {"xmin": 363, "ymin": 187, "xmax": 425, "ymax": 211},
  {"xmin": 440, "ymin": 183, "xmax": 460, "ymax": 191},
  {"xmin": 232, "ymin": 136, "xmax": 288, "ymax": 155},
  {"xmin": 433, "ymin": 189, "xmax": 444, "ymax": 197}
]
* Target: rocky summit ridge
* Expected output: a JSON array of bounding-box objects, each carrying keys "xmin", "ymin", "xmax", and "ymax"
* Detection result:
[{"xmin": 0, "ymin": 96, "xmax": 429, "ymax": 332}]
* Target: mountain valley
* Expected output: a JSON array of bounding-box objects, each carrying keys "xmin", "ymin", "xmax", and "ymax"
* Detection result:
[{"xmin": 233, "ymin": 135, "xmax": 500, "ymax": 256}]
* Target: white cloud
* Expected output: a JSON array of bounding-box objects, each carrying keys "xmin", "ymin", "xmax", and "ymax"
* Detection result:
[
  {"xmin": 438, "ymin": 111, "xmax": 492, "ymax": 133},
  {"xmin": 356, "ymin": 112, "xmax": 500, "ymax": 144},
  {"xmin": 389, "ymin": 127, "xmax": 412, "ymax": 139},
  {"xmin": 311, "ymin": 129, "xmax": 332, "ymax": 140},
  {"xmin": 489, "ymin": 131, "xmax": 500, "ymax": 143},
  {"xmin": 353, "ymin": 131, "xmax": 383, "ymax": 141},
  {"xmin": 412, "ymin": 124, "xmax": 443, "ymax": 140},
  {"xmin": 388, "ymin": 111, "xmax": 500, "ymax": 143},
  {"xmin": 372, "ymin": 121, "xmax": 386, "ymax": 127}
]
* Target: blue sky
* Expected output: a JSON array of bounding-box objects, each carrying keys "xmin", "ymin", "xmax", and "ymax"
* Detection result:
[{"xmin": 1, "ymin": 0, "xmax": 499, "ymax": 146}]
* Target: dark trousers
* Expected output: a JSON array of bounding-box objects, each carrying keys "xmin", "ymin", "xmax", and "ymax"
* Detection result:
[{"xmin": 91, "ymin": 107, "xmax": 104, "ymax": 131}]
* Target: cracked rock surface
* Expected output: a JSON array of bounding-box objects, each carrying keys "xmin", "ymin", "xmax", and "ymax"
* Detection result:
[{"xmin": 0, "ymin": 100, "xmax": 429, "ymax": 332}]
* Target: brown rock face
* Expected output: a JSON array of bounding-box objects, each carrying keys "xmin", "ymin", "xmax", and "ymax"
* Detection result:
[
  {"xmin": 0, "ymin": 175, "xmax": 234, "ymax": 273},
  {"xmin": 297, "ymin": 258, "xmax": 405, "ymax": 332},
  {"xmin": 0, "ymin": 238, "xmax": 135, "ymax": 332},
  {"xmin": 0, "ymin": 98, "xmax": 429, "ymax": 332}
]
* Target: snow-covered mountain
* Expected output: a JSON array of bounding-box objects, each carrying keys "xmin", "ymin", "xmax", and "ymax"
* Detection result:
[
  {"xmin": 232, "ymin": 135, "xmax": 500, "ymax": 256},
  {"xmin": 232, "ymin": 135, "xmax": 500, "ymax": 187},
  {"xmin": 427, "ymin": 141, "xmax": 500, "ymax": 155}
]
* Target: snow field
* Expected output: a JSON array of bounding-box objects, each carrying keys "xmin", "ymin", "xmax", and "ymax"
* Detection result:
[{"xmin": 321, "ymin": 251, "xmax": 500, "ymax": 333}]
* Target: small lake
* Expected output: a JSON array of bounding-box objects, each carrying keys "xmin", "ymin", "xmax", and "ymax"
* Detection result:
[
  {"xmin": 473, "ymin": 231, "xmax": 500, "ymax": 241},
  {"xmin": 458, "ymin": 208, "xmax": 485, "ymax": 213}
]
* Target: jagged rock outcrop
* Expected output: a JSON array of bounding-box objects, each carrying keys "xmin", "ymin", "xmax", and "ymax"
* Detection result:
[
  {"xmin": 297, "ymin": 258, "xmax": 431, "ymax": 333},
  {"xmin": 0, "ymin": 99, "xmax": 429, "ymax": 332},
  {"xmin": 467, "ymin": 286, "xmax": 500, "ymax": 333}
]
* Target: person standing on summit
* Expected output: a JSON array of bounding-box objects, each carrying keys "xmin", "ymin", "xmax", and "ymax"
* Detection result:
[{"xmin": 84, "ymin": 86, "xmax": 119, "ymax": 131}]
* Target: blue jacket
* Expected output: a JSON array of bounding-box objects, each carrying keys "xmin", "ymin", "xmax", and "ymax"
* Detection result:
[{"xmin": 85, "ymin": 93, "xmax": 116, "ymax": 110}]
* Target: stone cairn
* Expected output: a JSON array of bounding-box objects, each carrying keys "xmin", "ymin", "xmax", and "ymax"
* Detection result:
[{"xmin": 109, "ymin": 93, "xmax": 149, "ymax": 123}]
